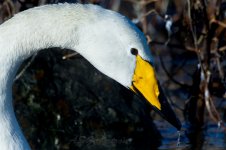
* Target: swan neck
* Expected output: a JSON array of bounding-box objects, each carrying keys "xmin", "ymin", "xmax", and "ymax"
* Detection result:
[
  {"xmin": 0, "ymin": 5, "xmax": 82, "ymax": 150},
  {"xmin": 0, "ymin": 91, "xmax": 31, "ymax": 150},
  {"xmin": 0, "ymin": 4, "xmax": 115, "ymax": 150}
]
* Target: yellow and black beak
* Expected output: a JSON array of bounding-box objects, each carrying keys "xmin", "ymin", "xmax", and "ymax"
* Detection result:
[{"xmin": 130, "ymin": 55, "xmax": 181, "ymax": 130}]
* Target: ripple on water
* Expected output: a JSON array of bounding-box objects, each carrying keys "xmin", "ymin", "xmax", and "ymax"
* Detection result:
[{"xmin": 154, "ymin": 120, "xmax": 226, "ymax": 150}]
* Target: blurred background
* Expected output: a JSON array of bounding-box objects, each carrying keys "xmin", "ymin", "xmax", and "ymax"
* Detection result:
[{"xmin": 0, "ymin": 0, "xmax": 226, "ymax": 149}]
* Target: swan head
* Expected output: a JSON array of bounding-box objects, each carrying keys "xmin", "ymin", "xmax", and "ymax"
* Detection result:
[
  {"xmin": 76, "ymin": 5, "xmax": 181, "ymax": 130},
  {"xmin": 2, "ymin": 3, "xmax": 180, "ymax": 130}
]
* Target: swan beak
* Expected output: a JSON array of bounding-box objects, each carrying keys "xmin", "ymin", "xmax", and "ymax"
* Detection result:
[{"xmin": 130, "ymin": 55, "xmax": 181, "ymax": 130}]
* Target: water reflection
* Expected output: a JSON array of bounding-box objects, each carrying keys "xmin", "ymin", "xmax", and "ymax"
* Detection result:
[{"xmin": 155, "ymin": 121, "xmax": 226, "ymax": 150}]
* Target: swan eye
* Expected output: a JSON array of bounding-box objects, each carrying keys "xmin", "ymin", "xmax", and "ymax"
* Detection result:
[{"xmin": 130, "ymin": 48, "xmax": 138, "ymax": 56}]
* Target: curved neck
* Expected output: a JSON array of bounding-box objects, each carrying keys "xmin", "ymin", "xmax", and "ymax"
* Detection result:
[
  {"xmin": 0, "ymin": 3, "xmax": 136, "ymax": 149},
  {"xmin": 0, "ymin": 4, "xmax": 97, "ymax": 150}
]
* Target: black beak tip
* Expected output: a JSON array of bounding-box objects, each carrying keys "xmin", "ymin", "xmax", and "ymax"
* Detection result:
[
  {"xmin": 156, "ymin": 85, "xmax": 182, "ymax": 131},
  {"xmin": 152, "ymin": 105, "xmax": 182, "ymax": 131},
  {"xmin": 130, "ymin": 82, "xmax": 182, "ymax": 130}
]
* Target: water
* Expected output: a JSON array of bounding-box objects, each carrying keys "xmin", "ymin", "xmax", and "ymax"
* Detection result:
[
  {"xmin": 204, "ymin": 122, "xmax": 225, "ymax": 149},
  {"xmin": 177, "ymin": 131, "xmax": 181, "ymax": 147},
  {"xmin": 155, "ymin": 120, "xmax": 226, "ymax": 149},
  {"xmin": 216, "ymin": 121, "xmax": 222, "ymax": 138}
]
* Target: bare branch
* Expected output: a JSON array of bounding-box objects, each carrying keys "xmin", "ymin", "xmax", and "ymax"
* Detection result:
[
  {"xmin": 62, "ymin": 52, "xmax": 79, "ymax": 60},
  {"xmin": 14, "ymin": 53, "xmax": 37, "ymax": 82}
]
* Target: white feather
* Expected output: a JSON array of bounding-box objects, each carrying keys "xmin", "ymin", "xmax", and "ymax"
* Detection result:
[{"xmin": 0, "ymin": 3, "xmax": 152, "ymax": 149}]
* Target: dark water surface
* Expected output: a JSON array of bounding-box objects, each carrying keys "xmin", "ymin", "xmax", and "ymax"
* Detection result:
[{"xmin": 156, "ymin": 120, "xmax": 226, "ymax": 150}]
